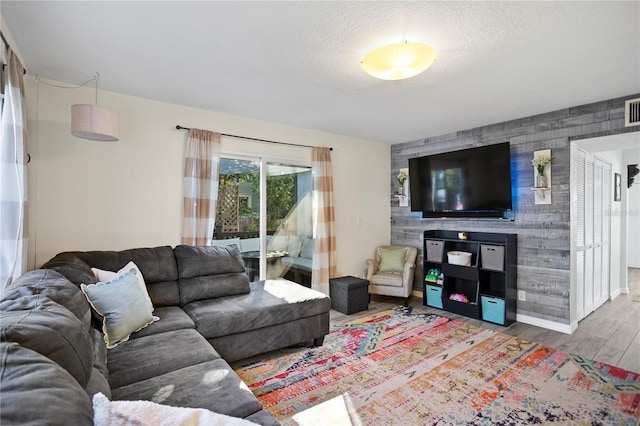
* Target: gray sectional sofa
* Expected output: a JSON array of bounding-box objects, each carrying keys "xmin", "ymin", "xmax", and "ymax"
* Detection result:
[{"xmin": 0, "ymin": 244, "xmax": 331, "ymax": 425}]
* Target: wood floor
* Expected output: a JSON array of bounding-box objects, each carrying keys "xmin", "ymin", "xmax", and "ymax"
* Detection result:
[{"xmin": 330, "ymin": 268, "xmax": 640, "ymax": 373}]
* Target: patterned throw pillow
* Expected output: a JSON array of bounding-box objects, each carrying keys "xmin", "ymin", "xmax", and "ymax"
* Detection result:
[
  {"xmin": 81, "ymin": 270, "xmax": 158, "ymax": 349},
  {"xmin": 377, "ymin": 247, "xmax": 409, "ymax": 273}
]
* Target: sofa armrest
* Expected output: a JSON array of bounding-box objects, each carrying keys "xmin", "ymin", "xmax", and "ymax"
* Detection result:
[
  {"xmin": 365, "ymin": 259, "xmax": 379, "ymax": 281},
  {"xmin": 403, "ymin": 262, "xmax": 415, "ymax": 286}
]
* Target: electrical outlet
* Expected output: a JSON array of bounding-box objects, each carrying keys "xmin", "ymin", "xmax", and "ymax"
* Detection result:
[{"xmin": 518, "ymin": 290, "xmax": 526, "ymax": 301}]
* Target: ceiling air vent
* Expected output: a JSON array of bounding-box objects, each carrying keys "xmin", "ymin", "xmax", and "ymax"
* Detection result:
[{"xmin": 625, "ymin": 98, "xmax": 640, "ymax": 127}]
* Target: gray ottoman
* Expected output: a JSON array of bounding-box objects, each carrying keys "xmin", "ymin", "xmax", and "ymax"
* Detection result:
[{"xmin": 329, "ymin": 276, "xmax": 369, "ymax": 315}]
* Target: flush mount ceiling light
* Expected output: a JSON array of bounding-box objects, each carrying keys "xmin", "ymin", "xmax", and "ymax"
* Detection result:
[
  {"xmin": 361, "ymin": 41, "xmax": 437, "ymax": 81},
  {"xmin": 71, "ymin": 72, "xmax": 119, "ymax": 141}
]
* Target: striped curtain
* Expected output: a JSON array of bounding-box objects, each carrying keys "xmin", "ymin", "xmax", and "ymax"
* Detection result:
[
  {"xmin": 182, "ymin": 129, "xmax": 221, "ymax": 246},
  {"xmin": 0, "ymin": 48, "xmax": 28, "ymax": 289},
  {"xmin": 311, "ymin": 147, "xmax": 336, "ymax": 295}
]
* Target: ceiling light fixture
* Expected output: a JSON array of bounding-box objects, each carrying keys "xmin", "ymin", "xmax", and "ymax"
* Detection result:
[
  {"xmin": 361, "ymin": 41, "xmax": 437, "ymax": 81},
  {"xmin": 71, "ymin": 72, "xmax": 119, "ymax": 141}
]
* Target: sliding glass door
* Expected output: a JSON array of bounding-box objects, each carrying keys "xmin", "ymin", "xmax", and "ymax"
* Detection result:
[
  {"xmin": 216, "ymin": 156, "xmax": 311, "ymax": 285},
  {"xmin": 264, "ymin": 162, "xmax": 312, "ymax": 285}
]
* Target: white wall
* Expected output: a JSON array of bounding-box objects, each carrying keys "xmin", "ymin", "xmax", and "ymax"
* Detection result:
[
  {"xmin": 596, "ymin": 150, "xmax": 626, "ymax": 296},
  {"xmin": 624, "ymin": 148, "xmax": 640, "ymax": 268},
  {"xmin": 24, "ymin": 76, "xmax": 391, "ymax": 277}
]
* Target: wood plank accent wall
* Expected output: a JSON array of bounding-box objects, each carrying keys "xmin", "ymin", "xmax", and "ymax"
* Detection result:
[{"xmin": 391, "ymin": 94, "xmax": 640, "ymax": 326}]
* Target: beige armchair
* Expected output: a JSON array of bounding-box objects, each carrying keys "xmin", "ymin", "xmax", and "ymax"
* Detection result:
[{"xmin": 366, "ymin": 245, "xmax": 418, "ymax": 303}]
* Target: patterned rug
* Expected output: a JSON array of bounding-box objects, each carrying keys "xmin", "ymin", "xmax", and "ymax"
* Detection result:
[{"xmin": 233, "ymin": 308, "xmax": 640, "ymax": 425}]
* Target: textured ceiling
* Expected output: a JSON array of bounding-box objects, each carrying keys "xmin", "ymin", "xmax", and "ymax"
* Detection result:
[{"xmin": 2, "ymin": 1, "xmax": 639, "ymax": 144}]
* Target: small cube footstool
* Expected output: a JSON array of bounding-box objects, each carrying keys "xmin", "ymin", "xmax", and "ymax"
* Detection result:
[{"xmin": 329, "ymin": 276, "xmax": 369, "ymax": 315}]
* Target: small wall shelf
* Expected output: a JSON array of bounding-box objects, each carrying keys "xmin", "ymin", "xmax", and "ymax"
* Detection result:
[
  {"xmin": 395, "ymin": 194, "xmax": 409, "ymax": 207},
  {"xmin": 532, "ymin": 149, "xmax": 552, "ymax": 205},
  {"xmin": 395, "ymin": 167, "xmax": 409, "ymax": 207}
]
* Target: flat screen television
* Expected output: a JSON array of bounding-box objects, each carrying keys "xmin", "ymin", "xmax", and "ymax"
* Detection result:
[{"xmin": 408, "ymin": 142, "xmax": 513, "ymax": 219}]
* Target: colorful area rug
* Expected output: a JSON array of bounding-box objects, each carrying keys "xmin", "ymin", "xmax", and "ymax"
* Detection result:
[{"xmin": 234, "ymin": 307, "xmax": 640, "ymax": 425}]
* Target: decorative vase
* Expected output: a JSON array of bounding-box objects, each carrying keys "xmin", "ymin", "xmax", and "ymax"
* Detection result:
[
  {"xmin": 536, "ymin": 173, "xmax": 546, "ymax": 188},
  {"xmin": 398, "ymin": 186, "xmax": 404, "ymax": 195}
]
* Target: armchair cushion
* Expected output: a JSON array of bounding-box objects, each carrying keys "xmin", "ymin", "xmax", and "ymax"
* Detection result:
[
  {"xmin": 377, "ymin": 247, "xmax": 409, "ymax": 273},
  {"xmin": 370, "ymin": 272, "xmax": 404, "ymax": 288}
]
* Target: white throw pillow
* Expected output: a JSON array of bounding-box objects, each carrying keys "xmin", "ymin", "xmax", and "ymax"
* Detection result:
[{"xmin": 92, "ymin": 261, "xmax": 154, "ymax": 312}]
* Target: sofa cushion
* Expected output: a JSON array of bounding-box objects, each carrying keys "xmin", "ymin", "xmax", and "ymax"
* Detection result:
[
  {"xmin": 239, "ymin": 237, "xmax": 260, "ymax": 253},
  {"xmin": 107, "ymin": 329, "xmax": 220, "ymax": 389},
  {"xmin": 86, "ymin": 330, "xmax": 111, "ymax": 398},
  {"xmin": 267, "ymin": 235, "xmax": 289, "ymax": 252},
  {"xmin": 130, "ymin": 306, "xmax": 195, "ymax": 339},
  {"xmin": 0, "ymin": 342, "xmax": 93, "ymax": 425},
  {"xmin": 3, "ymin": 269, "xmax": 92, "ymax": 326},
  {"xmin": 0, "ymin": 298, "xmax": 94, "ymax": 388},
  {"xmin": 64, "ymin": 246, "xmax": 181, "ymax": 307},
  {"xmin": 111, "ymin": 358, "xmax": 263, "ymax": 420},
  {"xmin": 286, "ymin": 237, "xmax": 304, "ymax": 258},
  {"xmin": 40, "ymin": 252, "xmax": 97, "ymax": 286},
  {"xmin": 245, "ymin": 410, "xmax": 281, "ymax": 426},
  {"xmin": 281, "ymin": 256, "xmax": 312, "ymax": 272},
  {"xmin": 85, "ymin": 367, "xmax": 112, "ymax": 399},
  {"xmin": 174, "ymin": 245, "xmax": 250, "ymax": 304},
  {"xmin": 81, "ymin": 270, "xmax": 159, "ymax": 349},
  {"xmin": 89, "ymin": 328, "xmax": 109, "ymax": 379},
  {"xmin": 183, "ymin": 279, "xmax": 331, "ymax": 339},
  {"xmin": 146, "ymin": 280, "xmax": 181, "ymax": 307},
  {"xmin": 212, "ymin": 313, "xmax": 329, "ymax": 363},
  {"xmin": 211, "ymin": 237, "xmax": 241, "ymax": 248},
  {"xmin": 300, "ymin": 238, "xmax": 314, "ymax": 259}
]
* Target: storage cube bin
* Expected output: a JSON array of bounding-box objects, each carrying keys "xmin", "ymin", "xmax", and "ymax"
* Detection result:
[
  {"xmin": 330, "ymin": 276, "xmax": 369, "ymax": 315},
  {"xmin": 480, "ymin": 244, "xmax": 505, "ymax": 271},
  {"xmin": 481, "ymin": 295, "xmax": 505, "ymax": 325},
  {"xmin": 426, "ymin": 240, "xmax": 444, "ymax": 262},
  {"xmin": 426, "ymin": 285, "xmax": 443, "ymax": 309}
]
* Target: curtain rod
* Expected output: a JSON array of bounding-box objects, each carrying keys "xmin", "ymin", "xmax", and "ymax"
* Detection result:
[{"xmin": 176, "ymin": 125, "xmax": 332, "ymax": 151}]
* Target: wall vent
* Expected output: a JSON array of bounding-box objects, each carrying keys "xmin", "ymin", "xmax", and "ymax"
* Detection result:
[{"xmin": 625, "ymin": 98, "xmax": 640, "ymax": 127}]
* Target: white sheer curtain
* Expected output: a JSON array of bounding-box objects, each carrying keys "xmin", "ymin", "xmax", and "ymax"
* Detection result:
[
  {"xmin": 182, "ymin": 128, "xmax": 221, "ymax": 246},
  {"xmin": 311, "ymin": 147, "xmax": 336, "ymax": 295},
  {"xmin": 0, "ymin": 48, "xmax": 28, "ymax": 289}
]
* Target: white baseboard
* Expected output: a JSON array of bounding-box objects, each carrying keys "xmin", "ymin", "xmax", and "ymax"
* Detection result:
[{"xmin": 516, "ymin": 313, "xmax": 576, "ymax": 335}]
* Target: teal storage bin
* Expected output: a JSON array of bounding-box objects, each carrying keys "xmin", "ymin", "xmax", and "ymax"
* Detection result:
[
  {"xmin": 426, "ymin": 285, "xmax": 443, "ymax": 309},
  {"xmin": 481, "ymin": 295, "xmax": 505, "ymax": 325}
]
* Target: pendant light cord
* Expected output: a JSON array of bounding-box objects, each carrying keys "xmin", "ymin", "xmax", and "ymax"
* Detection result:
[{"xmin": 94, "ymin": 72, "xmax": 99, "ymax": 104}]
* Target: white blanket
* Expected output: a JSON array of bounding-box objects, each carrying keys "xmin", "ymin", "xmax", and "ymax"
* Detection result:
[{"xmin": 92, "ymin": 393, "xmax": 259, "ymax": 426}]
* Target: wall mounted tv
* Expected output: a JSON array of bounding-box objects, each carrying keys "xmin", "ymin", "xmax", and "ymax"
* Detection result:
[{"xmin": 408, "ymin": 142, "xmax": 513, "ymax": 219}]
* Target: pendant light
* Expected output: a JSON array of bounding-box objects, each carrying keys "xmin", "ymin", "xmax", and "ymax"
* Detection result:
[
  {"xmin": 361, "ymin": 41, "xmax": 437, "ymax": 81},
  {"xmin": 71, "ymin": 72, "xmax": 119, "ymax": 141}
]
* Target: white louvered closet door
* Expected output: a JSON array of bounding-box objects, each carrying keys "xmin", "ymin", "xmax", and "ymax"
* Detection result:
[
  {"xmin": 574, "ymin": 147, "xmax": 611, "ymax": 322},
  {"xmin": 584, "ymin": 151, "xmax": 595, "ymax": 317},
  {"xmin": 575, "ymin": 149, "xmax": 586, "ymax": 321},
  {"xmin": 594, "ymin": 158, "xmax": 611, "ymax": 309}
]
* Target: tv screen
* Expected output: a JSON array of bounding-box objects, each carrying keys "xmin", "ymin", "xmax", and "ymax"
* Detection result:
[{"xmin": 408, "ymin": 142, "xmax": 513, "ymax": 219}]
